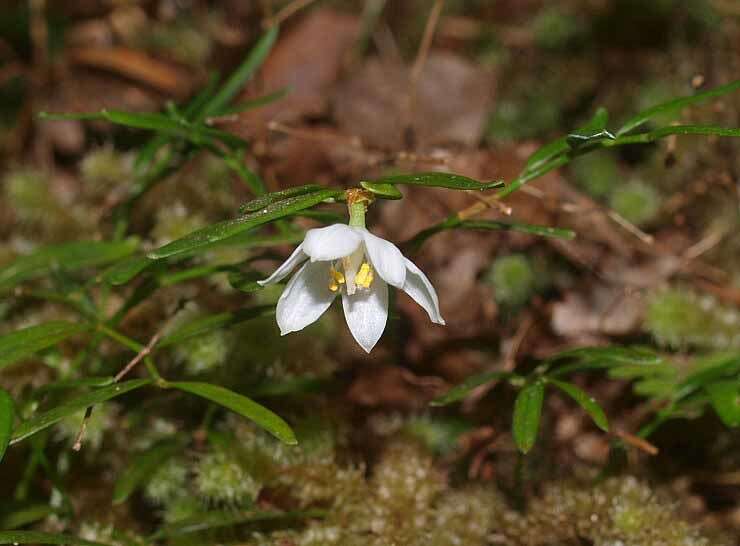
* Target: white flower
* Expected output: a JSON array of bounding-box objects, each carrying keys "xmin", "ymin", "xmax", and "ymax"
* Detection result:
[{"xmin": 258, "ymin": 224, "xmax": 445, "ymax": 353}]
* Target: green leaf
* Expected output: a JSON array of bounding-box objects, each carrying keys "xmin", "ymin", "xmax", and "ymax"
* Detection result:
[
  {"xmin": 523, "ymin": 136, "xmax": 568, "ymax": 174},
  {"xmin": 113, "ymin": 437, "xmax": 187, "ymax": 504},
  {"xmin": 101, "ymin": 256, "xmax": 153, "ymax": 286},
  {"xmin": 430, "ymin": 371, "xmax": 521, "ymax": 406},
  {"xmin": 33, "ymin": 377, "xmax": 116, "ymax": 395},
  {"xmin": 10, "ymin": 379, "xmax": 151, "ymax": 445},
  {"xmin": 0, "ymin": 504, "xmax": 56, "ymax": 529},
  {"xmin": 608, "ymin": 124, "xmax": 740, "ymax": 145},
  {"xmin": 238, "ymin": 184, "xmax": 325, "ymax": 213},
  {"xmin": 512, "ymin": 380, "xmax": 546, "ymax": 454},
  {"xmin": 546, "ymin": 346, "xmax": 664, "ymax": 377},
  {"xmin": 149, "ymin": 188, "xmax": 341, "ymax": 259},
  {"xmin": 167, "ymin": 381, "xmax": 296, "ymax": 444},
  {"xmin": 547, "ymin": 379, "xmax": 609, "ymax": 432},
  {"xmin": 549, "ymin": 345, "xmax": 662, "ymax": 365},
  {"xmin": 459, "ymin": 220, "xmax": 576, "ymax": 239},
  {"xmin": 150, "ymin": 509, "xmax": 323, "ymax": 539},
  {"xmin": 200, "ymin": 26, "xmax": 279, "ymax": 119},
  {"xmin": 362, "ymin": 172, "xmax": 504, "ymax": 191},
  {"xmin": 705, "ymin": 380, "xmax": 740, "ymax": 427},
  {"xmin": 158, "ymin": 306, "xmax": 273, "ymax": 347},
  {"xmin": 565, "ymin": 107, "xmax": 614, "ymax": 149},
  {"xmin": 228, "ymin": 270, "xmax": 265, "ymax": 293},
  {"xmin": 0, "ymin": 531, "xmax": 112, "ymax": 546},
  {"xmin": 360, "ymin": 181, "xmax": 404, "ymax": 199},
  {"xmin": 40, "ymin": 110, "xmax": 246, "ymax": 149},
  {"xmin": 617, "ymin": 79, "xmax": 740, "ymax": 136},
  {"xmin": 0, "ymin": 321, "xmax": 86, "ymax": 371},
  {"xmin": 0, "ymin": 388, "xmax": 13, "ymax": 463},
  {"xmin": 215, "ymin": 88, "xmax": 289, "ymax": 117},
  {"xmin": 0, "ymin": 240, "xmax": 138, "ymax": 290},
  {"xmin": 406, "ymin": 218, "xmax": 575, "ymax": 251}
]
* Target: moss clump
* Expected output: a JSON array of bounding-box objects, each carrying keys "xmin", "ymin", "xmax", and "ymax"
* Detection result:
[
  {"xmin": 151, "ymin": 202, "xmax": 207, "ymax": 247},
  {"xmin": 570, "ymin": 150, "xmax": 621, "ymax": 198},
  {"xmin": 144, "ymin": 457, "xmax": 189, "ymax": 506},
  {"xmin": 486, "ymin": 254, "xmax": 537, "ymax": 307},
  {"xmin": 510, "ymin": 476, "xmax": 732, "ymax": 546},
  {"xmin": 532, "ymin": 6, "xmax": 584, "ymax": 50},
  {"xmin": 80, "ymin": 147, "xmax": 133, "ymax": 192},
  {"xmin": 609, "ymin": 179, "xmax": 661, "ymax": 226},
  {"xmin": 646, "ymin": 288, "xmax": 740, "ymax": 350},
  {"xmin": 195, "ymin": 450, "xmax": 261, "ymax": 506}
]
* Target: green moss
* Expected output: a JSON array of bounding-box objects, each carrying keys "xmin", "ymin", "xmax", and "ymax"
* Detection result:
[
  {"xmin": 532, "ymin": 7, "xmax": 584, "ymax": 50},
  {"xmin": 195, "ymin": 450, "xmax": 261, "ymax": 506},
  {"xmin": 646, "ymin": 288, "xmax": 740, "ymax": 350},
  {"xmin": 609, "ymin": 179, "xmax": 661, "ymax": 226},
  {"xmin": 486, "ymin": 254, "xmax": 536, "ymax": 307},
  {"xmin": 570, "ymin": 150, "xmax": 621, "ymax": 198},
  {"xmin": 144, "ymin": 457, "xmax": 188, "ymax": 505},
  {"xmin": 80, "ymin": 147, "xmax": 133, "ymax": 192}
]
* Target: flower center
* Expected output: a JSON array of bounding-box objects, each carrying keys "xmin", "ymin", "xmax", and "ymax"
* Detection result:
[{"xmin": 328, "ymin": 259, "xmax": 374, "ymax": 294}]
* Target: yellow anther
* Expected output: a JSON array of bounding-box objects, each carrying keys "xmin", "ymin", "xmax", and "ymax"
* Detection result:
[
  {"xmin": 355, "ymin": 262, "xmax": 374, "ymax": 289},
  {"xmin": 328, "ymin": 267, "xmax": 345, "ymax": 292}
]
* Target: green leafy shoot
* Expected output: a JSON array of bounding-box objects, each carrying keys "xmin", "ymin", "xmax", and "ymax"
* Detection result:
[
  {"xmin": 0, "ymin": 322, "xmax": 87, "ymax": 371},
  {"xmin": 0, "ymin": 389, "xmax": 13, "ymax": 463},
  {"xmin": 431, "ymin": 371, "xmax": 522, "ymax": 406},
  {"xmin": 512, "ymin": 380, "xmax": 546, "ymax": 454}
]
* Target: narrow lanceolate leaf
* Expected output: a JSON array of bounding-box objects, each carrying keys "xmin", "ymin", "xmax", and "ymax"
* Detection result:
[
  {"xmin": 199, "ymin": 26, "xmax": 279, "ymax": 118},
  {"xmin": 565, "ymin": 106, "xmax": 613, "ymax": 150},
  {"xmin": 0, "ymin": 504, "xmax": 56, "ymax": 529},
  {"xmin": 608, "ymin": 124, "xmax": 740, "ymax": 146},
  {"xmin": 0, "ymin": 388, "xmax": 14, "ymax": 463},
  {"xmin": 406, "ymin": 219, "xmax": 575, "ymax": 251},
  {"xmin": 101, "ymin": 256, "xmax": 153, "ymax": 286},
  {"xmin": 431, "ymin": 371, "xmax": 521, "ymax": 406},
  {"xmin": 113, "ymin": 437, "xmax": 187, "ymax": 504},
  {"xmin": 525, "ymin": 107, "xmax": 610, "ymax": 173},
  {"xmin": 0, "ymin": 321, "xmax": 86, "ymax": 370},
  {"xmin": 149, "ymin": 188, "xmax": 342, "ymax": 259},
  {"xmin": 360, "ymin": 181, "xmax": 404, "ymax": 200},
  {"xmin": 617, "ymin": 79, "xmax": 740, "ymax": 136},
  {"xmin": 239, "ymin": 184, "xmax": 325, "ymax": 213},
  {"xmin": 459, "ymin": 220, "xmax": 576, "ymax": 240},
  {"xmin": 10, "ymin": 379, "xmax": 151, "ymax": 445},
  {"xmin": 39, "ymin": 110, "xmax": 246, "ymax": 149},
  {"xmin": 362, "ymin": 172, "xmax": 504, "ymax": 191},
  {"xmin": 512, "ymin": 380, "xmax": 546, "ymax": 454},
  {"xmin": 150, "ymin": 509, "xmax": 324, "ymax": 539},
  {"xmin": 548, "ymin": 379, "xmax": 609, "ymax": 432},
  {"xmin": 705, "ymin": 380, "xmax": 740, "ymax": 427},
  {"xmin": 158, "ymin": 306, "xmax": 273, "ymax": 347},
  {"xmin": 0, "ymin": 240, "xmax": 138, "ymax": 290},
  {"xmin": 0, "ymin": 531, "xmax": 112, "ymax": 546},
  {"xmin": 168, "ymin": 382, "xmax": 296, "ymax": 444}
]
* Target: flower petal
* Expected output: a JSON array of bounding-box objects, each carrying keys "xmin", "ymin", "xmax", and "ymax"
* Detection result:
[
  {"xmin": 402, "ymin": 257, "xmax": 445, "ymax": 325},
  {"xmin": 258, "ymin": 243, "xmax": 307, "ymax": 286},
  {"xmin": 303, "ymin": 224, "xmax": 363, "ymax": 262},
  {"xmin": 359, "ymin": 229, "xmax": 406, "ymax": 288},
  {"xmin": 341, "ymin": 278, "xmax": 388, "ymax": 353},
  {"xmin": 276, "ymin": 261, "xmax": 336, "ymax": 335}
]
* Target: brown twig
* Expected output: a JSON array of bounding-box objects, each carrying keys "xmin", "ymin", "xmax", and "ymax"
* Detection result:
[{"xmin": 114, "ymin": 331, "xmax": 163, "ymax": 382}]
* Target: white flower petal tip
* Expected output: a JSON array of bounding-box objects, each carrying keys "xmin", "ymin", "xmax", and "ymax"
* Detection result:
[
  {"xmin": 359, "ymin": 229, "xmax": 406, "ymax": 288},
  {"xmin": 303, "ymin": 224, "xmax": 362, "ymax": 262},
  {"xmin": 258, "ymin": 244, "xmax": 307, "ymax": 286},
  {"xmin": 401, "ymin": 257, "xmax": 445, "ymax": 326},
  {"xmin": 341, "ymin": 279, "xmax": 388, "ymax": 353},
  {"xmin": 275, "ymin": 261, "xmax": 336, "ymax": 335}
]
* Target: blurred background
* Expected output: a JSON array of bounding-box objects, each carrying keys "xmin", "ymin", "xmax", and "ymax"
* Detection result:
[{"xmin": 1, "ymin": 1, "xmax": 740, "ymax": 545}]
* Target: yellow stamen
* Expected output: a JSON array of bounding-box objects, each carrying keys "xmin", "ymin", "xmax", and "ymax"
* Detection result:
[
  {"xmin": 329, "ymin": 267, "xmax": 345, "ymax": 292},
  {"xmin": 355, "ymin": 262, "xmax": 374, "ymax": 289}
]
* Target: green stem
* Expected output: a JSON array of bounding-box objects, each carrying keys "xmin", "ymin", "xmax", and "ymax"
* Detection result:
[{"xmin": 348, "ymin": 201, "xmax": 367, "ymax": 228}]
